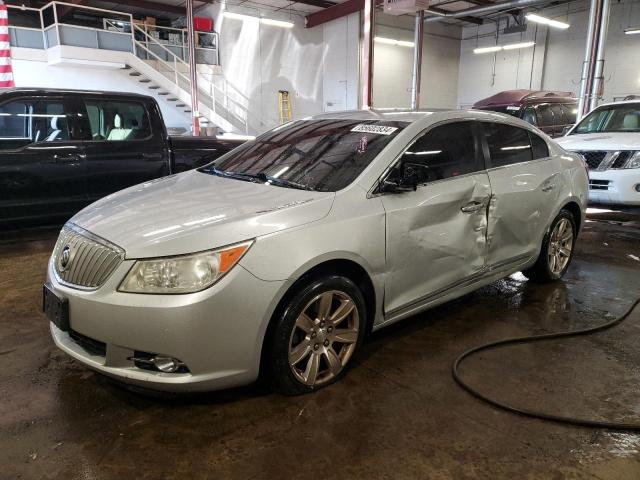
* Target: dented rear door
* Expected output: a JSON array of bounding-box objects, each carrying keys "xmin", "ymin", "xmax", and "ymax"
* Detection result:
[{"xmin": 380, "ymin": 121, "xmax": 491, "ymax": 317}]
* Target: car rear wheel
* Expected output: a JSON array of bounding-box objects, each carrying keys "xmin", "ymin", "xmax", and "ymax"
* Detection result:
[
  {"xmin": 265, "ymin": 275, "xmax": 366, "ymax": 395},
  {"xmin": 522, "ymin": 209, "xmax": 577, "ymax": 282}
]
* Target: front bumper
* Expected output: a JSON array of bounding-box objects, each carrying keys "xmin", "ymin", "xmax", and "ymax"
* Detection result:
[
  {"xmin": 588, "ymin": 169, "xmax": 640, "ymax": 206},
  {"xmin": 47, "ymin": 258, "xmax": 285, "ymax": 392}
]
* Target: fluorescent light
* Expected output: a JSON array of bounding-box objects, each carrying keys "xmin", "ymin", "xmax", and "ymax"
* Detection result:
[
  {"xmin": 223, "ymin": 11, "xmax": 256, "ymax": 21},
  {"xmin": 502, "ymin": 41, "xmax": 535, "ymax": 50},
  {"xmin": 260, "ymin": 18, "xmax": 294, "ymax": 28},
  {"xmin": 374, "ymin": 36, "xmax": 415, "ymax": 47},
  {"xmin": 625, "ymin": 27, "xmax": 640, "ymax": 35},
  {"xmin": 223, "ymin": 11, "xmax": 294, "ymax": 28},
  {"xmin": 473, "ymin": 45, "xmax": 502, "ymax": 54},
  {"xmin": 525, "ymin": 13, "xmax": 570, "ymax": 29}
]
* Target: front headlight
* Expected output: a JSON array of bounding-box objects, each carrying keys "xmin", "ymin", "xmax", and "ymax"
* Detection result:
[
  {"xmin": 623, "ymin": 151, "xmax": 640, "ymax": 169},
  {"xmin": 119, "ymin": 240, "xmax": 253, "ymax": 294}
]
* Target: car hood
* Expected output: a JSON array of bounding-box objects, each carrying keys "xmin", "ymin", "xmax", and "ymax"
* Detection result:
[
  {"xmin": 556, "ymin": 132, "xmax": 640, "ymax": 151},
  {"xmin": 70, "ymin": 170, "xmax": 335, "ymax": 258}
]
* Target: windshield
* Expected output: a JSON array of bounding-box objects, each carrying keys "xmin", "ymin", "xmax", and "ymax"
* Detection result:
[
  {"xmin": 200, "ymin": 119, "xmax": 407, "ymax": 192},
  {"xmin": 572, "ymin": 104, "xmax": 640, "ymax": 134}
]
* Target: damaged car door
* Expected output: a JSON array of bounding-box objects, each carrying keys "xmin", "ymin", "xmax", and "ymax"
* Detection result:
[
  {"xmin": 479, "ymin": 121, "xmax": 560, "ymax": 269},
  {"xmin": 379, "ymin": 121, "xmax": 491, "ymax": 318}
]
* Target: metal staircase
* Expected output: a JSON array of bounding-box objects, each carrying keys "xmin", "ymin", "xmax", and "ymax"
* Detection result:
[{"xmin": 128, "ymin": 23, "xmax": 254, "ymax": 134}]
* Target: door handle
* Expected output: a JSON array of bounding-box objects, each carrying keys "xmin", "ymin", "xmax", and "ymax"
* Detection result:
[
  {"xmin": 461, "ymin": 201, "xmax": 486, "ymax": 214},
  {"xmin": 53, "ymin": 153, "xmax": 84, "ymax": 163},
  {"xmin": 142, "ymin": 153, "xmax": 163, "ymax": 161}
]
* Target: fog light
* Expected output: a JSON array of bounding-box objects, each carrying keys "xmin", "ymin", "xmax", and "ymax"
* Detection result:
[
  {"xmin": 152, "ymin": 355, "xmax": 181, "ymax": 373},
  {"xmin": 635, "ymin": 183, "xmax": 640, "ymax": 192}
]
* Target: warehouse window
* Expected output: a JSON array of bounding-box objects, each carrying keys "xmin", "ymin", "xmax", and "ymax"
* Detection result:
[
  {"xmin": 395, "ymin": 121, "xmax": 480, "ymax": 184},
  {"xmin": 83, "ymin": 100, "xmax": 151, "ymax": 141},
  {"xmin": 483, "ymin": 123, "xmax": 533, "ymax": 167}
]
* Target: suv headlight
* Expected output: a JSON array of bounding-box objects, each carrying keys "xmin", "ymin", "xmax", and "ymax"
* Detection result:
[
  {"xmin": 119, "ymin": 240, "xmax": 253, "ymax": 294},
  {"xmin": 623, "ymin": 151, "xmax": 640, "ymax": 169}
]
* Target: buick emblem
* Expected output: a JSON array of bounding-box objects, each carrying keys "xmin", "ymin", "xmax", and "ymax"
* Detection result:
[{"xmin": 60, "ymin": 245, "xmax": 71, "ymax": 271}]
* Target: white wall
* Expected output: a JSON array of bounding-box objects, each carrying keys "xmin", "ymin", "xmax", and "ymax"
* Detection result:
[
  {"xmin": 10, "ymin": 50, "xmax": 191, "ymax": 130},
  {"xmin": 374, "ymin": 14, "xmax": 462, "ymax": 109},
  {"xmin": 457, "ymin": 0, "xmax": 640, "ymax": 108},
  {"xmin": 199, "ymin": 2, "xmax": 360, "ymax": 133}
]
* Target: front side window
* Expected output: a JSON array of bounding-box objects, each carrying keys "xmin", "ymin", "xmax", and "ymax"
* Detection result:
[
  {"xmin": 572, "ymin": 104, "xmax": 640, "ymax": 134},
  {"xmin": 537, "ymin": 104, "xmax": 555, "ymax": 127},
  {"xmin": 549, "ymin": 104, "xmax": 565, "ymax": 125},
  {"xmin": 83, "ymin": 100, "xmax": 151, "ymax": 141},
  {"xmin": 392, "ymin": 121, "xmax": 480, "ymax": 184},
  {"xmin": 483, "ymin": 122, "xmax": 533, "ymax": 167},
  {"xmin": 203, "ymin": 119, "xmax": 407, "ymax": 192},
  {"xmin": 0, "ymin": 99, "xmax": 37, "ymax": 150}
]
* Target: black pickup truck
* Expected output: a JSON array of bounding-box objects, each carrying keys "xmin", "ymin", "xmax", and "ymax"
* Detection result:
[{"xmin": 0, "ymin": 88, "xmax": 246, "ymax": 225}]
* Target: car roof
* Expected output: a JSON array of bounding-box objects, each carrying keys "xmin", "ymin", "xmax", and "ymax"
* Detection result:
[
  {"xmin": 0, "ymin": 87, "xmax": 154, "ymax": 100},
  {"xmin": 306, "ymin": 109, "xmax": 446, "ymax": 123},
  {"xmin": 473, "ymin": 89, "xmax": 575, "ymax": 108},
  {"xmin": 593, "ymin": 99, "xmax": 640, "ymax": 108}
]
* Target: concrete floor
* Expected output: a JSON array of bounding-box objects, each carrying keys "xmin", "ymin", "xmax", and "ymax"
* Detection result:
[{"xmin": 1, "ymin": 207, "xmax": 640, "ymax": 480}]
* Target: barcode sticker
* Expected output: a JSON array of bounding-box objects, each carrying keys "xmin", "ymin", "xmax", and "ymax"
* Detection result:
[{"xmin": 351, "ymin": 124, "xmax": 398, "ymax": 135}]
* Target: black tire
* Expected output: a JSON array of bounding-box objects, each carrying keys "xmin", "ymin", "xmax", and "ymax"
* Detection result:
[
  {"xmin": 265, "ymin": 275, "xmax": 366, "ymax": 395},
  {"xmin": 522, "ymin": 209, "xmax": 577, "ymax": 283}
]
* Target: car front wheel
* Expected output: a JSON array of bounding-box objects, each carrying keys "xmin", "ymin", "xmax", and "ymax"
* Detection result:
[{"xmin": 265, "ymin": 275, "xmax": 366, "ymax": 395}]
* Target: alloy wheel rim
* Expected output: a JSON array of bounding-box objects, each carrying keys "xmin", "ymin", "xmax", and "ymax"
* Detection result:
[
  {"xmin": 288, "ymin": 290, "xmax": 360, "ymax": 386},
  {"xmin": 548, "ymin": 218, "xmax": 574, "ymax": 276}
]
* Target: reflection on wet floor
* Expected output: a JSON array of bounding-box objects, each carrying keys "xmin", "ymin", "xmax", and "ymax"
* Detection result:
[{"xmin": 1, "ymin": 206, "xmax": 639, "ymax": 479}]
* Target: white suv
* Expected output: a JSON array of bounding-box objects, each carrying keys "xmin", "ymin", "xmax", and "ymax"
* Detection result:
[{"xmin": 556, "ymin": 100, "xmax": 640, "ymax": 206}]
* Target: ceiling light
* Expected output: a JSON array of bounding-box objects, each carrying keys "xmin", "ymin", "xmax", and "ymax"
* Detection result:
[
  {"xmin": 223, "ymin": 11, "xmax": 294, "ymax": 28},
  {"xmin": 223, "ymin": 11, "xmax": 256, "ymax": 21},
  {"xmin": 625, "ymin": 27, "xmax": 640, "ymax": 35},
  {"xmin": 473, "ymin": 46, "xmax": 502, "ymax": 54},
  {"xmin": 374, "ymin": 36, "xmax": 415, "ymax": 47},
  {"xmin": 260, "ymin": 18, "xmax": 294, "ymax": 28},
  {"xmin": 525, "ymin": 13, "xmax": 570, "ymax": 29},
  {"xmin": 502, "ymin": 41, "xmax": 535, "ymax": 50}
]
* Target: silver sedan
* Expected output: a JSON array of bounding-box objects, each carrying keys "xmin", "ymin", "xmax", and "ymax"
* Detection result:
[{"xmin": 44, "ymin": 110, "xmax": 588, "ymax": 394}]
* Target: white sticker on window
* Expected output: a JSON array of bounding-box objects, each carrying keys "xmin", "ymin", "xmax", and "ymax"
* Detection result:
[{"xmin": 351, "ymin": 124, "xmax": 398, "ymax": 135}]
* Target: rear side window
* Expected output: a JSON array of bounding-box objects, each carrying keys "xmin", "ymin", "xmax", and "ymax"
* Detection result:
[
  {"xmin": 483, "ymin": 123, "xmax": 532, "ymax": 167},
  {"xmin": 397, "ymin": 121, "xmax": 480, "ymax": 184},
  {"xmin": 562, "ymin": 104, "xmax": 577, "ymax": 124},
  {"xmin": 40, "ymin": 101, "xmax": 71, "ymax": 142},
  {"xmin": 522, "ymin": 107, "xmax": 537, "ymax": 126},
  {"xmin": 83, "ymin": 100, "xmax": 151, "ymax": 141},
  {"xmin": 529, "ymin": 132, "xmax": 549, "ymax": 159}
]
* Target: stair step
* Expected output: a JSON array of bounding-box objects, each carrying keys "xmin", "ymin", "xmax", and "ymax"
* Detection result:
[
  {"xmin": 139, "ymin": 79, "xmax": 151, "ymax": 83},
  {"xmin": 184, "ymin": 109, "xmax": 192, "ymax": 113},
  {"xmin": 168, "ymin": 98, "xmax": 178, "ymax": 101},
  {"xmin": 176, "ymin": 103, "xmax": 186, "ymax": 107},
  {"xmin": 158, "ymin": 91, "xmax": 169, "ymax": 95},
  {"xmin": 129, "ymin": 71, "xmax": 141, "ymax": 76},
  {"xmin": 148, "ymin": 85, "xmax": 160, "ymax": 89}
]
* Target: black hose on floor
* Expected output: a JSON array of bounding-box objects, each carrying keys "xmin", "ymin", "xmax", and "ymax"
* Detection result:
[{"xmin": 452, "ymin": 297, "xmax": 640, "ymax": 431}]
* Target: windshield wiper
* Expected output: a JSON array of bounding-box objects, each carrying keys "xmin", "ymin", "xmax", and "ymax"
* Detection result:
[{"xmin": 211, "ymin": 168, "xmax": 313, "ymax": 191}]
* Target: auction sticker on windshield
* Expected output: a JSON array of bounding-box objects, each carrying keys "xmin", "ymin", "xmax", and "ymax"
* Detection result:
[{"xmin": 351, "ymin": 124, "xmax": 398, "ymax": 135}]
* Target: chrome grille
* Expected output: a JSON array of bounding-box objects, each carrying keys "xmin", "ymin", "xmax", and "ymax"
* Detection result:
[
  {"xmin": 53, "ymin": 225, "xmax": 124, "ymax": 289},
  {"xmin": 577, "ymin": 151, "xmax": 608, "ymax": 170}
]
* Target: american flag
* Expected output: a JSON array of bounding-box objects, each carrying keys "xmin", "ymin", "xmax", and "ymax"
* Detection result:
[{"xmin": 0, "ymin": 1, "xmax": 15, "ymax": 88}]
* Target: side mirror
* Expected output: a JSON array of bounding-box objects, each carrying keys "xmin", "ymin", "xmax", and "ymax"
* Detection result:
[
  {"xmin": 379, "ymin": 163, "xmax": 419, "ymax": 193},
  {"xmin": 561, "ymin": 125, "xmax": 572, "ymax": 136}
]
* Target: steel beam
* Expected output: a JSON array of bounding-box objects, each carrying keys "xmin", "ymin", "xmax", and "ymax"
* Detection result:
[
  {"xmin": 186, "ymin": 0, "xmax": 200, "ymax": 136},
  {"xmin": 305, "ymin": 0, "xmax": 364, "ymax": 28},
  {"xmin": 411, "ymin": 11, "xmax": 424, "ymax": 110},
  {"xmin": 360, "ymin": 0, "xmax": 374, "ymax": 109}
]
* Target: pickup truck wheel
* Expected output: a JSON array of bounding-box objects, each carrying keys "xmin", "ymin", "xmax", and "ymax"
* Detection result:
[
  {"xmin": 522, "ymin": 209, "xmax": 576, "ymax": 283},
  {"xmin": 266, "ymin": 275, "xmax": 366, "ymax": 395}
]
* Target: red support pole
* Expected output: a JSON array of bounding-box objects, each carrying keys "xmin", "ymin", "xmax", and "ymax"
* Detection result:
[{"xmin": 186, "ymin": 0, "xmax": 200, "ymax": 136}]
